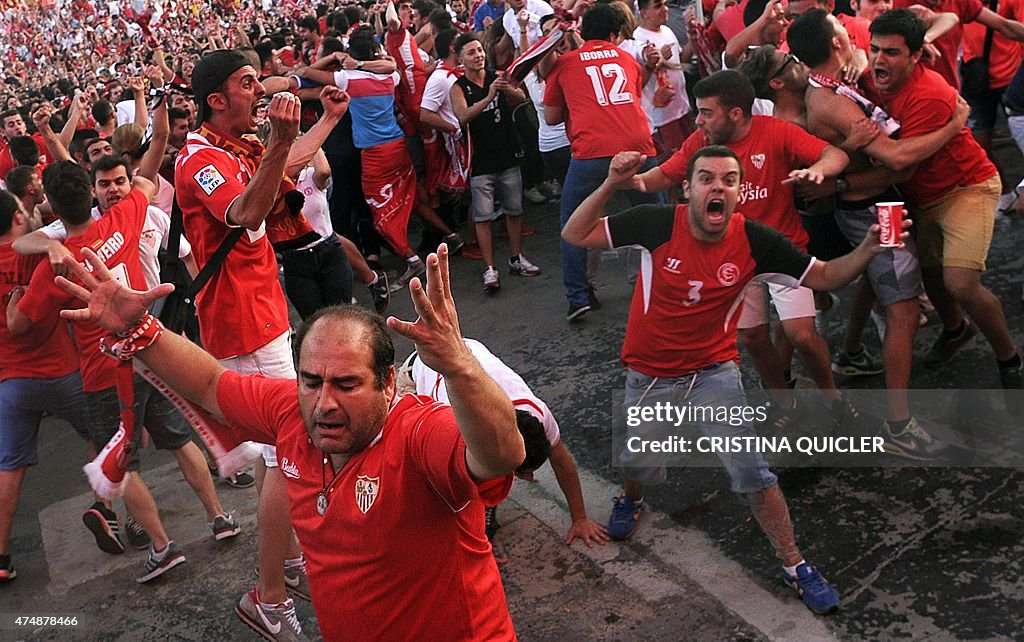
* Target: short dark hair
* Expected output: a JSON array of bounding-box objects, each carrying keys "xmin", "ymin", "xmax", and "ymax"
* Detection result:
[
  {"xmin": 429, "ymin": 7, "xmax": 453, "ymax": 31},
  {"xmin": 435, "ymin": 28, "xmax": 459, "ymax": 58},
  {"xmin": 454, "ymin": 31, "xmax": 480, "ymax": 55},
  {"xmin": 5, "ymin": 165, "xmax": 36, "ymax": 198},
  {"xmin": 787, "ymin": 9, "xmax": 833, "ymax": 68},
  {"xmin": 343, "ymin": 5, "xmax": 363, "ymax": 25},
  {"xmin": 347, "ymin": 25, "xmax": 380, "ymax": 61},
  {"xmin": 870, "ymin": 8, "xmax": 926, "ymax": 53},
  {"xmin": 298, "ymin": 16, "xmax": 321, "ymax": 34},
  {"xmin": 320, "ymin": 37, "xmax": 346, "ymax": 57},
  {"xmin": 91, "ymin": 100, "xmax": 114, "ymax": 126},
  {"xmin": 412, "ymin": 0, "xmax": 436, "ymax": 18},
  {"xmin": 581, "ymin": 3, "xmax": 627, "ymax": 42},
  {"xmin": 515, "ymin": 409, "xmax": 552, "ymax": 474},
  {"xmin": 0, "ymin": 189, "xmax": 18, "ymax": 235},
  {"xmin": 91, "ymin": 154, "xmax": 133, "ymax": 184},
  {"xmin": 736, "ymin": 44, "xmax": 783, "ymax": 100},
  {"xmin": 685, "ymin": 145, "xmax": 744, "ymax": 183},
  {"xmin": 168, "ymin": 107, "xmax": 190, "ymax": 124},
  {"xmin": 743, "ymin": 0, "xmax": 769, "ymax": 26},
  {"xmin": 8, "ymin": 136, "xmax": 39, "ymax": 166},
  {"xmin": 292, "ymin": 305, "xmax": 395, "ymax": 389},
  {"xmin": 693, "ymin": 69, "xmax": 755, "ymax": 118},
  {"xmin": 42, "ymin": 161, "xmax": 93, "ymax": 226},
  {"xmin": 0, "ymin": 108, "xmax": 20, "ymax": 123}
]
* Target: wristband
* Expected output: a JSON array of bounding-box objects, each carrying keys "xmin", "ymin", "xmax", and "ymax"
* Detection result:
[{"xmin": 100, "ymin": 313, "xmax": 165, "ymax": 361}]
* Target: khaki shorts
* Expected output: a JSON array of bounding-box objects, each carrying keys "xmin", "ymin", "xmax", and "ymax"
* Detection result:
[{"xmin": 912, "ymin": 174, "xmax": 999, "ymax": 271}]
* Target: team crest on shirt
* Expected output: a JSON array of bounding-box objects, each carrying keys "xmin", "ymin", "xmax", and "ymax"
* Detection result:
[
  {"xmin": 193, "ymin": 164, "xmax": 226, "ymax": 196},
  {"xmin": 749, "ymin": 153, "xmax": 766, "ymax": 170},
  {"xmin": 355, "ymin": 475, "xmax": 380, "ymax": 514},
  {"xmin": 663, "ymin": 257, "xmax": 683, "ymax": 274},
  {"xmin": 717, "ymin": 263, "xmax": 740, "ymax": 286}
]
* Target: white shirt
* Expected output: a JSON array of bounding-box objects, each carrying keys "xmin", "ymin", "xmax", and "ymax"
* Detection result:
[
  {"xmin": 632, "ymin": 25, "xmax": 690, "ymax": 128},
  {"xmin": 421, "ymin": 64, "xmax": 463, "ymax": 131},
  {"xmin": 411, "ymin": 339, "xmax": 561, "ymax": 446},
  {"xmin": 502, "ymin": 0, "xmax": 553, "ymax": 50},
  {"xmin": 296, "ymin": 167, "xmax": 333, "ymax": 240},
  {"xmin": 523, "ymin": 71, "xmax": 569, "ymax": 153}
]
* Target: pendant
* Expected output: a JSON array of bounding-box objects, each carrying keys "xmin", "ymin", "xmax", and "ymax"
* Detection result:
[{"xmin": 316, "ymin": 492, "xmax": 328, "ymax": 516}]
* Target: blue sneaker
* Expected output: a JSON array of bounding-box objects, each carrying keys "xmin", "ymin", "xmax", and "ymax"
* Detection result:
[
  {"xmin": 782, "ymin": 563, "xmax": 840, "ymax": 615},
  {"xmin": 607, "ymin": 493, "xmax": 642, "ymax": 541}
]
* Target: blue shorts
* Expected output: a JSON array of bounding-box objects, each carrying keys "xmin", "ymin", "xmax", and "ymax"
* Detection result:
[
  {"xmin": 619, "ymin": 362, "xmax": 778, "ymax": 493},
  {"xmin": 85, "ymin": 375, "xmax": 192, "ymax": 472},
  {"xmin": 0, "ymin": 372, "xmax": 91, "ymax": 470}
]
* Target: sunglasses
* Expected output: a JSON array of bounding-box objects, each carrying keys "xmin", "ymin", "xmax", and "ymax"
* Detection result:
[{"xmin": 770, "ymin": 53, "xmax": 799, "ymax": 80}]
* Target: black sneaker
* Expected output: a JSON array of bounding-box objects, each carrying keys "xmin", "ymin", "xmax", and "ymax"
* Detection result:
[
  {"xmin": 923, "ymin": 320, "xmax": 977, "ymax": 368},
  {"xmin": 82, "ymin": 502, "xmax": 125, "ymax": 555},
  {"xmin": 226, "ymin": 471, "xmax": 256, "ymax": 488},
  {"xmin": 567, "ymin": 303, "xmax": 591, "ymax": 322},
  {"xmin": 758, "ymin": 398, "xmax": 802, "ymax": 431},
  {"xmin": 830, "ymin": 395, "xmax": 865, "ymax": 431},
  {"xmin": 0, "ymin": 554, "xmax": 15, "ymax": 582},
  {"xmin": 137, "ymin": 541, "xmax": 186, "ymax": 583},
  {"xmin": 368, "ymin": 270, "xmax": 391, "ymax": 314},
  {"xmin": 999, "ymin": 356, "xmax": 1024, "ymax": 414},
  {"xmin": 484, "ymin": 505, "xmax": 499, "ymax": 540},
  {"xmin": 588, "ymin": 286, "xmax": 602, "ymax": 311},
  {"xmin": 124, "ymin": 515, "xmax": 151, "ymax": 550},
  {"xmin": 832, "ymin": 348, "xmax": 884, "ymax": 377}
]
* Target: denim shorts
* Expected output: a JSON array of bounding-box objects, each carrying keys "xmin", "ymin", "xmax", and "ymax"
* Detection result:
[
  {"xmin": 0, "ymin": 372, "xmax": 91, "ymax": 470},
  {"xmin": 619, "ymin": 362, "xmax": 778, "ymax": 493},
  {"xmin": 470, "ymin": 166, "xmax": 523, "ymax": 222},
  {"xmin": 85, "ymin": 375, "xmax": 192, "ymax": 472}
]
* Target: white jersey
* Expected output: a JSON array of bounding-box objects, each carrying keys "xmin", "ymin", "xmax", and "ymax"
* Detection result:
[
  {"xmin": 41, "ymin": 205, "xmax": 190, "ymax": 289},
  {"xmin": 523, "ymin": 71, "xmax": 570, "ymax": 153},
  {"xmin": 296, "ymin": 167, "xmax": 333, "ymax": 240},
  {"xmin": 411, "ymin": 338, "xmax": 560, "ymax": 446},
  {"xmin": 502, "ymin": 0, "xmax": 554, "ymax": 49}
]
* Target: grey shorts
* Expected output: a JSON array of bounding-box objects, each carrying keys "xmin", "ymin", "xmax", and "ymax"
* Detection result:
[
  {"xmin": 470, "ymin": 167, "xmax": 523, "ymax": 222},
  {"xmin": 835, "ymin": 203, "xmax": 923, "ymax": 306}
]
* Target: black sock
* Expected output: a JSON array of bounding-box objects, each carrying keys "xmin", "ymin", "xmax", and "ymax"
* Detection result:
[
  {"xmin": 942, "ymin": 320, "xmax": 967, "ymax": 339},
  {"xmin": 997, "ymin": 353, "xmax": 1022, "ymax": 370},
  {"xmin": 887, "ymin": 418, "xmax": 911, "ymax": 432}
]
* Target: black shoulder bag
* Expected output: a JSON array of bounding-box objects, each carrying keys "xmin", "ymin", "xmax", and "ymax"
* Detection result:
[{"xmin": 960, "ymin": 2, "xmax": 997, "ymax": 98}]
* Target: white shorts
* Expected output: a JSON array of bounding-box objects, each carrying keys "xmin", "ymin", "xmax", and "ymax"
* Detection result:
[
  {"xmin": 218, "ymin": 330, "xmax": 295, "ymax": 467},
  {"xmin": 737, "ymin": 283, "xmax": 817, "ymax": 329}
]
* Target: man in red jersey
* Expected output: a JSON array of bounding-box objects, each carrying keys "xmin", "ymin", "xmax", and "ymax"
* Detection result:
[
  {"xmin": 563, "ymin": 145, "xmax": 902, "ymax": 614},
  {"xmin": 864, "ymin": 10, "xmax": 1022, "ymax": 390},
  {"xmin": 0, "ymin": 190, "xmax": 90, "ymax": 583},
  {"xmin": 544, "ymin": 2, "xmax": 663, "ymax": 322},
  {"xmin": 56, "ymin": 243, "xmax": 525, "ymax": 642},
  {"xmin": 175, "ymin": 49, "xmax": 349, "ymax": 639},
  {"xmin": 627, "ymin": 70, "xmax": 855, "ymax": 432}
]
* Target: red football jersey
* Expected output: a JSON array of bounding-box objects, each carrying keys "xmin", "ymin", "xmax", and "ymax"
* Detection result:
[
  {"xmin": 660, "ymin": 116, "xmax": 829, "ymax": 250},
  {"xmin": 174, "ymin": 127, "xmax": 290, "ymax": 360},
  {"xmin": 217, "ymin": 373, "xmax": 517, "ymax": 641},
  {"xmin": 606, "ymin": 207, "xmax": 813, "ymax": 377},
  {"xmin": 863, "ymin": 65, "xmax": 996, "ymax": 206},
  {"xmin": 544, "ymin": 40, "xmax": 656, "ymax": 160},
  {"xmin": 0, "ymin": 246, "xmax": 77, "ymax": 382},
  {"xmin": 386, "ymin": 29, "xmax": 428, "ymax": 135},
  {"xmin": 17, "ymin": 191, "xmax": 149, "ymax": 391}
]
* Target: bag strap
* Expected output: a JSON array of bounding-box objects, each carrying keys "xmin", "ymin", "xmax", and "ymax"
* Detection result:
[
  {"xmin": 982, "ymin": 0, "xmax": 998, "ymax": 62},
  {"xmin": 161, "ymin": 196, "xmax": 245, "ymax": 300}
]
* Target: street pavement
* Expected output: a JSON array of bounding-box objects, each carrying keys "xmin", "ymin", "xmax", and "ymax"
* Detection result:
[{"xmin": 5, "ymin": 95, "xmax": 1024, "ymax": 642}]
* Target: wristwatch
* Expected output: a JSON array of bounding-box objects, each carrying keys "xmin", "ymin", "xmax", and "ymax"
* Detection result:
[
  {"xmin": 356, "ymin": 60, "xmax": 364, "ymax": 70},
  {"xmin": 835, "ymin": 176, "xmax": 849, "ymax": 194}
]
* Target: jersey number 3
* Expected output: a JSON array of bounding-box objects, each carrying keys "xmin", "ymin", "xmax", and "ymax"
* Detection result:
[
  {"xmin": 682, "ymin": 280, "xmax": 703, "ymax": 307},
  {"xmin": 584, "ymin": 63, "xmax": 633, "ymax": 106}
]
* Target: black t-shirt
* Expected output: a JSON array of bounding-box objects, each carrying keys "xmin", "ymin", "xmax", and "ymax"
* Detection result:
[{"xmin": 455, "ymin": 70, "xmax": 523, "ymax": 176}]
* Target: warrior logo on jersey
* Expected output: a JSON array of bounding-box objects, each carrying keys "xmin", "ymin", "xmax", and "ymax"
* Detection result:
[
  {"xmin": 664, "ymin": 257, "xmax": 683, "ymax": 274},
  {"xmin": 749, "ymin": 153, "xmax": 766, "ymax": 170},
  {"xmin": 717, "ymin": 262, "xmax": 739, "ymax": 286},
  {"xmin": 193, "ymin": 164, "xmax": 226, "ymax": 196},
  {"xmin": 355, "ymin": 475, "xmax": 380, "ymax": 514}
]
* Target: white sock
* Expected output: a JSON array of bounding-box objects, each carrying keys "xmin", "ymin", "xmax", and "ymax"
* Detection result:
[{"xmin": 784, "ymin": 560, "xmax": 806, "ymax": 577}]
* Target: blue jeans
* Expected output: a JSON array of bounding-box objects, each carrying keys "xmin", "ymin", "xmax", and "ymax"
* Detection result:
[
  {"xmin": 559, "ymin": 156, "xmax": 662, "ymax": 306},
  {"xmin": 0, "ymin": 372, "xmax": 90, "ymax": 470},
  {"xmin": 619, "ymin": 362, "xmax": 778, "ymax": 493}
]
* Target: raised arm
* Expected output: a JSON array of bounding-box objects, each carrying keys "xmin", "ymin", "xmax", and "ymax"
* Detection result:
[
  {"xmin": 387, "ymin": 245, "xmax": 525, "ymax": 480},
  {"xmin": 137, "ymin": 66, "xmax": 169, "ymax": 182},
  {"xmin": 562, "ymin": 152, "xmax": 648, "ymax": 247},
  {"xmin": 226, "ymin": 93, "xmax": 301, "ymax": 230},
  {"xmin": 285, "ymin": 86, "xmax": 350, "ymax": 178}
]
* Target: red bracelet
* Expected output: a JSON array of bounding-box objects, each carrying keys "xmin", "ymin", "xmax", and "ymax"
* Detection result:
[{"xmin": 100, "ymin": 313, "xmax": 165, "ymax": 361}]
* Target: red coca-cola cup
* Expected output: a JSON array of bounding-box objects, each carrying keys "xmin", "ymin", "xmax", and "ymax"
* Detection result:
[{"xmin": 876, "ymin": 201, "xmax": 904, "ymax": 248}]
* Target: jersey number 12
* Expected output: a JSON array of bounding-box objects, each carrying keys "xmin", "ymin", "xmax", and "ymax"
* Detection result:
[{"xmin": 584, "ymin": 63, "xmax": 633, "ymax": 106}]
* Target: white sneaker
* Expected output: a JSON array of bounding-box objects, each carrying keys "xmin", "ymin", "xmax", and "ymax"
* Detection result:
[
  {"xmin": 523, "ymin": 186, "xmax": 547, "ymax": 204},
  {"xmin": 997, "ymin": 190, "xmax": 1017, "ymax": 214},
  {"xmin": 389, "ymin": 259, "xmax": 426, "ymax": 293},
  {"xmin": 508, "ymin": 254, "xmax": 541, "ymax": 276},
  {"xmin": 483, "ymin": 266, "xmax": 500, "ymax": 290},
  {"xmin": 544, "ymin": 179, "xmax": 562, "ymax": 197}
]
